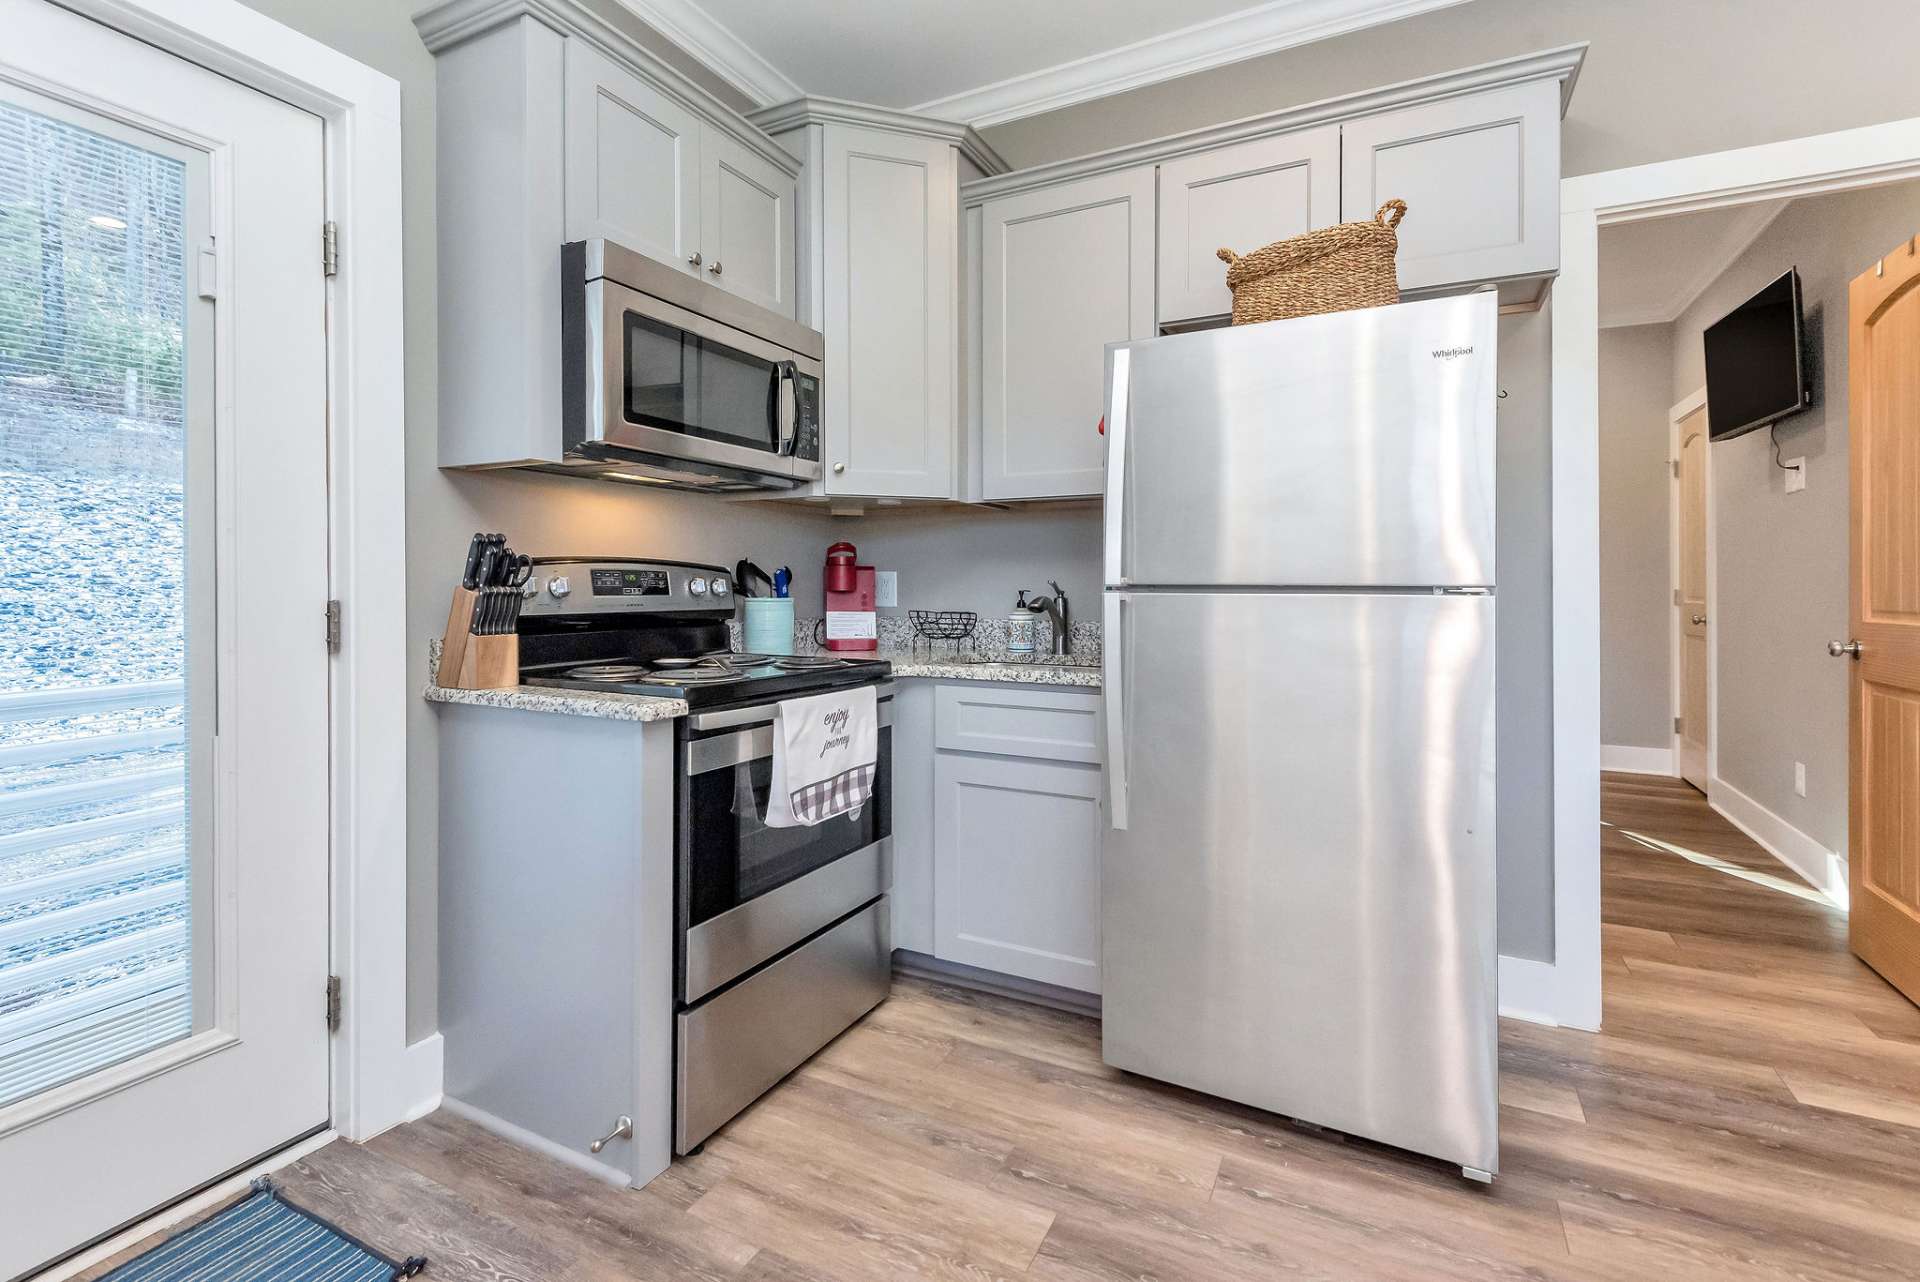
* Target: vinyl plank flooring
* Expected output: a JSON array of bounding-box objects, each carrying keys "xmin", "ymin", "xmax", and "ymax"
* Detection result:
[{"xmin": 89, "ymin": 773, "xmax": 1917, "ymax": 1282}]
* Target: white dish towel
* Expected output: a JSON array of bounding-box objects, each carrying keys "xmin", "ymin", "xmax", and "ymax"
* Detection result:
[{"xmin": 763, "ymin": 685, "xmax": 878, "ymax": 827}]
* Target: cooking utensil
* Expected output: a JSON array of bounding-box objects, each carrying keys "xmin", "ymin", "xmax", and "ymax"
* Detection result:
[
  {"xmin": 772, "ymin": 566, "xmax": 792, "ymax": 598},
  {"xmin": 734, "ymin": 560, "xmax": 773, "ymax": 598},
  {"xmin": 461, "ymin": 533, "xmax": 488, "ymax": 590}
]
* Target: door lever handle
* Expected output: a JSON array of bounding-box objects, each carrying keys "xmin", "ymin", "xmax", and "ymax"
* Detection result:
[
  {"xmin": 1690, "ymin": 613, "xmax": 1707, "ymax": 626},
  {"xmin": 1828, "ymin": 639, "xmax": 1863, "ymax": 659},
  {"xmin": 589, "ymin": 1115, "xmax": 633, "ymax": 1153}
]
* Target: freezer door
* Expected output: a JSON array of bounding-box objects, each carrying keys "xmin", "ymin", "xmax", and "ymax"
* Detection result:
[
  {"xmin": 1104, "ymin": 292, "xmax": 1496, "ymax": 589},
  {"xmin": 1101, "ymin": 588, "xmax": 1498, "ymax": 1172}
]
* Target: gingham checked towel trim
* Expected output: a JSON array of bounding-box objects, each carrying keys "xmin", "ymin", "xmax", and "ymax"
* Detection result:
[{"xmin": 790, "ymin": 761, "xmax": 876, "ymax": 824}]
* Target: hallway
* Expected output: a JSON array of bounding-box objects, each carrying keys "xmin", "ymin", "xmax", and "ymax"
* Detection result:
[{"xmin": 74, "ymin": 774, "xmax": 1920, "ymax": 1282}]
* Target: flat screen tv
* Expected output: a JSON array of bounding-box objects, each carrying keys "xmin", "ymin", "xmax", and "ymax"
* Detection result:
[{"xmin": 1702, "ymin": 268, "xmax": 1811, "ymax": 441}]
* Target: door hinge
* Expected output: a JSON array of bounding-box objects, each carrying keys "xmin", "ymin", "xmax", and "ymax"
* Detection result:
[
  {"xmin": 1673, "ymin": 587, "xmax": 1682, "ymax": 606},
  {"xmin": 322, "ymin": 221, "xmax": 338, "ymax": 277},
  {"xmin": 1674, "ymin": 715, "xmax": 1683, "ymax": 734},
  {"xmin": 325, "ymin": 599, "xmax": 342, "ymax": 653},
  {"xmin": 1671, "ymin": 459, "xmax": 1680, "ymax": 478},
  {"xmin": 325, "ymin": 975, "xmax": 342, "ymax": 1032}
]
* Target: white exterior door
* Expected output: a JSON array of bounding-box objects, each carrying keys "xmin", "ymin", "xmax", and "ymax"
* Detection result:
[{"xmin": 0, "ymin": 3, "xmax": 331, "ymax": 1274}]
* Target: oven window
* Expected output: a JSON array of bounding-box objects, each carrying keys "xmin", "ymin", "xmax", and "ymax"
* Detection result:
[
  {"xmin": 624, "ymin": 313, "xmax": 778, "ymax": 452},
  {"xmin": 684, "ymin": 726, "xmax": 891, "ymax": 928}
]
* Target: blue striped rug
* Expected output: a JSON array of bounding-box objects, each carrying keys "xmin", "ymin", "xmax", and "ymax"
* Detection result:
[{"xmin": 100, "ymin": 1180, "xmax": 426, "ymax": 1281}]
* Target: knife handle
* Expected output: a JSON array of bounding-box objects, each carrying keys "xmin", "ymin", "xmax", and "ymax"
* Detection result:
[{"xmin": 461, "ymin": 534, "xmax": 486, "ymax": 590}]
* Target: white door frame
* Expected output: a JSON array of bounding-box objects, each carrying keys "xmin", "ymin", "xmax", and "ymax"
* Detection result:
[
  {"xmin": 1550, "ymin": 116, "xmax": 1920, "ymax": 1031},
  {"xmin": 48, "ymin": 0, "xmax": 423, "ymax": 1140},
  {"xmin": 1668, "ymin": 387, "xmax": 1710, "ymax": 785}
]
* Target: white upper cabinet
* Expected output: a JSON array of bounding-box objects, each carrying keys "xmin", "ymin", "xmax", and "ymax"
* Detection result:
[
  {"xmin": 1157, "ymin": 126, "xmax": 1341, "ymax": 324},
  {"xmin": 979, "ymin": 168, "xmax": 1154, "ymax": 501},
  {"xmin": 819, "ymin": 124, "xmax": 957, "ymax": 497},
  {"xmin": 1339, "ymin": 79, "xmax": 1561, "ymax": 294},
  {"xmin": 563, "ymin": 38, "xmax": 702, "ymax": 272},
  {"xmin": 699, "ymin": 127, "xmax": 795, "ymax": 317}
]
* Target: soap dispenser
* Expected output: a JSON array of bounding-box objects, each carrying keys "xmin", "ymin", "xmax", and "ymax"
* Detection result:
[{"xmin": 1007, "ymin": 590, "xmax": 1041, "ymax": 657}]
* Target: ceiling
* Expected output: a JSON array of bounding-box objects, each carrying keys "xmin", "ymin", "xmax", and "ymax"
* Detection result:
[
  {"xmin": 616, "ymin": 0, "xmax": 1474, "ymax": 126},
  {"xmin": 1598, "ymin": 200, "xmax": 1791, "ymax": 329}
]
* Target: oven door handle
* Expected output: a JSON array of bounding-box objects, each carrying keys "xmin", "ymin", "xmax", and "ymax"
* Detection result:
[{"xmin": 686, "ymin": 700, "xmax": 894, "ymax": 775}]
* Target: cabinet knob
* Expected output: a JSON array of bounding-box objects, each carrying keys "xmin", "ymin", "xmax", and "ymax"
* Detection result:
[
  {"xmin": 832, "ymin": 462, "xmax": 846, "ymax": 474},
  {"xmin": 708, "ymin": 259, "xmax": 723, "ymax": 276},
  {"xmin": 687, "ymin": 252, "xmax": 703, "ymax": 268}
]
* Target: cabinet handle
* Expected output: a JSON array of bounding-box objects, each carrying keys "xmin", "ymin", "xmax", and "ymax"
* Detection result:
[
  {"xmin": 708, "ymin": 259, "xmax": 723, "ymax": 276},
  {"xmin": 589, "ymin": 1115, "xmax": 633, "ymax": 1153},
  {"xmin": 832, "ymin": 462, "xmax": 845, "ymax": 474},
  {"xmin": 687, "ymin": 252, "xmax": 703, "ymax": 268}
]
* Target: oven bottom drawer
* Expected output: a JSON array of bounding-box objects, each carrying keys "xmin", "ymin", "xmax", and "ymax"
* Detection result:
[{"xmin": 676, "ymin": 897, "xmax": 890, "ymax": 1153}]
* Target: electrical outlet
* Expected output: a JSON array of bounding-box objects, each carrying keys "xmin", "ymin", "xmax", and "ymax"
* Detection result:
[
  {"xmin": 1784, "ymin": 457, "xmax": 1806, "ymax": 493},
  {"xmin": 1794, "ymin": 762, "xmax": 1807, "ymax": 797},
  {"xmin": 874, "ymin": 570, "xmax": 898, "ymax": 608}
]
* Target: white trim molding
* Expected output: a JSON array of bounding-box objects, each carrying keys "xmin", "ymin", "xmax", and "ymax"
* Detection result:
[
  {"xmin": 609, "ymin": 0, "xmax": 800, "ymax": 105},
  {"xmin": 913, "ymin": 0, "xmax": 1476, "ymax": 128},
  {"xmin": 1710, "ymin": 776, "xmax": 1849, "ymax": 906},
  {"xmin": 1555, "ymin": 114, "xmax": 1920, "ymax": 1035},
  {"xmin": 748, "ymin": 95, "xmax": 1011, "ymax": 176},
  {"xmin": 1602, "ymin": 745, "xmax": 1675, "ymax": 776},
  {"xmin": 58, "ymin": 0, "xmax": 418, "ymax": 1142}
]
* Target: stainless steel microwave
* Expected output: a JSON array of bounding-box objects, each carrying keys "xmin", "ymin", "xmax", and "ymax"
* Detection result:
[{"xmin": 560, "ymin": 240, "xmax": 823, "ymax": 491}]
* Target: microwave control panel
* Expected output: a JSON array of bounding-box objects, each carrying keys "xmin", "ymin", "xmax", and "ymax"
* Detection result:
[{"xmin": 793, "ymin": 372, "xmax": 820, "ymax": 462}]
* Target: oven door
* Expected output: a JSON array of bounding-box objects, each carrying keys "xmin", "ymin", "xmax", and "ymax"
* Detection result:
[
  {"xmin": 678, "ymin": 687, "xmax": 893, "ymax": 1003},
  {"xmin": 585, "ymin": 276, "xmax": 823, "ymax": 485}
]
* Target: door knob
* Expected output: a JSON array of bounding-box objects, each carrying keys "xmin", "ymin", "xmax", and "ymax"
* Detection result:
[
  {"xmin": 1690, "ymin": 613, "xmax": 1707, "ymax": 626},
  {"xmin": 708, "ymin": 259, "xmax": 723, "ymax": 276},
  {"xmin": 687, "ymin": 252, "xmax": 703, "ymax": 268},
  {"xmin": 1828, "ymin": 639, "xmax": 1863, "ymax": 659},
  {"xmin": 589, "ymin": 1115, "xmax": 633, "ymax": 1153}
]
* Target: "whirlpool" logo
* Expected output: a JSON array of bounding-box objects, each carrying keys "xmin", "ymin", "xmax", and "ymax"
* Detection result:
[{"xmin": 1431, "ymin": 346, "xmax": 1476, "ymax": 360}]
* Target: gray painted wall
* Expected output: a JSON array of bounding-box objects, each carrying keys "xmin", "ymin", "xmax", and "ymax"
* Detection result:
[
  {"xmin": 980, "ymin": 0, "xmax": 1920, "ymax": 179},
  {"xmin": 1668, "ymin": 180, "xmax": 1920, "ymax": 858},
  {"xmin": 1597, "ymin": 323, "xmax": 1677, "ymax": 751}
]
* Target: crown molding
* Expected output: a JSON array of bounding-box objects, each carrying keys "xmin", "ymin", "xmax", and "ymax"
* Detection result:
[
  {"xmin": 1598, "ymin": 198, "xmax": 1789, "ymax": 329},
  {"xmin": 749, "ymin": 97, "xmax": 1011, "ymax": 176},
  {"xmin": 961, "ymin": 42, "xmax": 1586, "ymax": 204},
  {"xmin": 606, "ymin": 0, "xmax": 801, "ymax": 105},
  {"xmin": 413, "ymin": 0, "xmax": 799, "ymax": 176},
  {"xmin": 913, "ymin": 0, "xmax": 1476, "ymax": 128}
]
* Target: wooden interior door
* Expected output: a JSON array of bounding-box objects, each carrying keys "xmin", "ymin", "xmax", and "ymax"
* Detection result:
[
  {"xmin": 1676, "ymin": 407, "xmax": 1710, "ymax": 792},
  {"xmin": 1847, "ymin": 237, "xmax": 1920, "ymax": 1006}
]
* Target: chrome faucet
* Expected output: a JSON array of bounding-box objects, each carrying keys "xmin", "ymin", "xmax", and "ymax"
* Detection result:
[{"xmin": 1033, "ymin": 579, "xmax": 1070, "ymax": 658}]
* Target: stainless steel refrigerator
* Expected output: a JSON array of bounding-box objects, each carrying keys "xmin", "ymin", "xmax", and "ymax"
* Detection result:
[{"xmin": 1100, "ymin": 291, "xmax": 1500, "ymax": 1179}]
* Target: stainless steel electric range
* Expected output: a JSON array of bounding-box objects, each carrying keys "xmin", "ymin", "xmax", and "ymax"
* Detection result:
[{"xmin": 518, "ymin": 558, "xmax": 894, "ymax": 1154}]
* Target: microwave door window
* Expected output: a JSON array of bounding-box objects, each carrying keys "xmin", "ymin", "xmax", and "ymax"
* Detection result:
[{"xmin": 624, "ymin": 313, "xmax": 778, "ymax": 452}]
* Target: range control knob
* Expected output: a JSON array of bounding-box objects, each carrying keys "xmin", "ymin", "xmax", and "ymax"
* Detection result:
[
  {"xmin": 688, "ymin": 577, "xmax": 709, "ymax": 597},
  {"xmin": 710, "ymin": 577, "xmax": 731, "ymax": 597},
  {"xmin": 547, "ymin": 575, "xmax": 571, "ymax": 600}
]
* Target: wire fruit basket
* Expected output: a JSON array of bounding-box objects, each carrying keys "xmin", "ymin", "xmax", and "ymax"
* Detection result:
[{"xmin": 909, "ymin": 610, "xmax": 978, "ymax": 641}]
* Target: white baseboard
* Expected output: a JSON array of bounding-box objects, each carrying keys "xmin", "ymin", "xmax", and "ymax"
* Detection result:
[
  {"xmin": 399, "ymin": 1033, "xmax": 444, "ymax": 1126},
  {"xmin": 1601, "ymin": 743, "xmax": 1674, "ymax": 775},
  {"xmin": 1498, "ymin": 954, "xmax": 1562, "ymax": 1027},
  {"xmin": 1709, "ymin": 775, "xmax": 1848, "ymax": 905},
  {"xmin": 439, "ymin": 1095, "xmax": 634, "ymax": 1188}
]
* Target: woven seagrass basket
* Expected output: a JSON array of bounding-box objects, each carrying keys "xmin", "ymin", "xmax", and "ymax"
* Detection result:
[{"xmin": 1216, "ymin": 199, "xmax": 1407, "ymax": 325}]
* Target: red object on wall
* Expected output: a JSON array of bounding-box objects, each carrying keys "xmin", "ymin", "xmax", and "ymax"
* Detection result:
[{"xmin": 822, "ymin": 541, "xmax": 877, "ymax": 652}]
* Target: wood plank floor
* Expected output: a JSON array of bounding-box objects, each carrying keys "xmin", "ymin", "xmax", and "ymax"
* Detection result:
[{"xmin": 81, "ymin": 774, "xmax": 1920, "ymax": 1280}]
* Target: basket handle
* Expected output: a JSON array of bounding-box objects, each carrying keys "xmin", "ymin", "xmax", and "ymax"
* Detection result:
[
  {"xmin": 1216, "ymin": 247, "xmax": 1240, "ymax": 265},
  {"xmin": 1375, "ymin": 199, "xmax": 1407, "ymax": 229}
]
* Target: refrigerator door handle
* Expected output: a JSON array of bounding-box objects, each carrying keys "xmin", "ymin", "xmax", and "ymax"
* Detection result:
[
  {"xmin": 1102, "ymin": 348, "xmax": 1131, "ymax": 587},
  {"xmin": 1103, "ymin": 591, "xmax": 1128, "ymax": 829}
]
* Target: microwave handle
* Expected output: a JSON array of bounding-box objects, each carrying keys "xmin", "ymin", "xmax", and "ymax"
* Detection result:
[{"xmin": 775, "ymin": 361, "xmax": 799, "ymax": 456}]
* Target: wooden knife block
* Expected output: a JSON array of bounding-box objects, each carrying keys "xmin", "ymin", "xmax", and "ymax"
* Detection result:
[{"xmin": 437, "ymin": 586, "xmax": 519, "ymax": 690}]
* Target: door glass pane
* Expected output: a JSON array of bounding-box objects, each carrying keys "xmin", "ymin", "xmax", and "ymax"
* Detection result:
[
  {"xmin": 623, "ymin": 312, "xmax": 777, "ymax": 451},
  {"xmin": 0, "ymin": 102, "xmax": 192, "ymax": 1107}
]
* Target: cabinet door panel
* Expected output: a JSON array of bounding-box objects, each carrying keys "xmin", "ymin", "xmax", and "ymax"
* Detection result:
[
  {"xmin": 701, "ymin": 127, "xmax": 795, "ymax": 318},
  {"xmin": 981, "ymin": 169, "xmax": 1153, "ymax": 500},
  {"xmin": 1158, "ymin": 126, "xmax": 1340, "ymax": 323},
  {"xmin": 934, "ymin": 754, "xmax": 1102, "ymax": 993},
  {"xmin": 1340, "ymin": 80, "xmax": 1559, "ymax": 292},
  {"xmin": 823, "ymin": 126, "xmax": 956, "ymax": 497},
  {"xmin": 563, "ymin": 39, "xmax": 700, "ymax": 271}
]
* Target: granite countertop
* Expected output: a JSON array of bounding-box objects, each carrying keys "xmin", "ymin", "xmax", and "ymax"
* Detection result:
[{"xmin": 423, "ymin": 642, "xmax": 1101, "ymax": 721}]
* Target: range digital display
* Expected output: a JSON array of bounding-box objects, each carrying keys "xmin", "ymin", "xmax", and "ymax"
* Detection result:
[{"xmin": 590, "ymin": 567, "xmax": 670, "ymax": 597}]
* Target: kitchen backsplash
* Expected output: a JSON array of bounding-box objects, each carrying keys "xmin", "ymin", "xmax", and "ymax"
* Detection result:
[{"xmin": 729, "ymin": 615, "xmax": 1101, "ymax": 660}]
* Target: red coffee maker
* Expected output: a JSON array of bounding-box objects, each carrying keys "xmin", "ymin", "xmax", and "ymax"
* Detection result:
[{"xmin": 822, "ymin": 540, "xmax": 877, "ymax": 652}]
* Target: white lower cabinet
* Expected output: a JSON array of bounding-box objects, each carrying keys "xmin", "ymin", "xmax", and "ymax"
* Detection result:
[{"xmin": 933, "ymin": 753, "xmax": 1103, "ymax": 993}]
